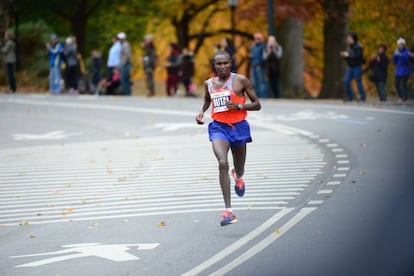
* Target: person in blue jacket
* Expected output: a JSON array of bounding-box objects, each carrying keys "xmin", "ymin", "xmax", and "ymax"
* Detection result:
[
  {"xmin": 46, "ymin": 34, "xmax": 64, "ymax": 94},
  {"xmin": 393, "ymin": 37, "xmax": 414, "ymax": 102},
  {"xmin": 249, "ymin": 33, "xmax": 267, "ymax": 98}
]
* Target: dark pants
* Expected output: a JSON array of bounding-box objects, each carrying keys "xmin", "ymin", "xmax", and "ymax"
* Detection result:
[
  {"xmin": 345, "ymin": 66, "xmax": 366, "ymax": 101},
  {"xmin": 6, "ymin": 63, "xmax": 16, "ymax": 92},
  {"xmin": 145, "ymin": 71, "xmax": 155, "ymax": 95},
  {"xmin": 395, "ymin": 76, "xmax": 409, "ymax": 101},
  {"xmin": 374, "ymin": 81, "xmax": 387, "ymax": 102},
  {"xmin": 268, "ymin": 71, "xmax": 281, "ymax": 98},
  {"xmin": 120, "ymin": 63, "xmax": 131, "ymax": 95},
  {"xmin": 65, "ymin": 66, "xmax": 78, "ymax": 90},
  {"xmin": 166, "ymin": 73, "xmax": 179, "ymax": 96}
]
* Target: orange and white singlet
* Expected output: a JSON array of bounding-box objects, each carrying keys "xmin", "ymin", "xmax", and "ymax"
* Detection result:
[{"xmin": 207, "ymin": 73, "xmax": 247, "ymax": 124}]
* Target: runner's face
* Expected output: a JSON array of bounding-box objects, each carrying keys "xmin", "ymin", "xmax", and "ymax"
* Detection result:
[{"xmin": 214, "ymin": 55, "xmax": 231, "ymax": 77}]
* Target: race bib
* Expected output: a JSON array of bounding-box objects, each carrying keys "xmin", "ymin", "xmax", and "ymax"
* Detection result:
[{"xmin": 211, "ymin": 90, "xmax": 231, "ymax": 113}]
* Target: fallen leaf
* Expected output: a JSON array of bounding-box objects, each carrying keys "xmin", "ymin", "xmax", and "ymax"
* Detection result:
[
  {"xmin": 106, "ymin": 168, "xmax": 113, "ymax": 174},
  {"xmin": 88, "ymin": 222, "xmax": 99, "ymax": 229},
  {"xmin": 274, "ymin": 228, "xmax": 281, "ymax": 234},
  {"xmin": 360, "ymin": 170, "xmax": 367, "ymax": 175},
  {"xmin": 304, "ymin": 155, "xmax": 310, "ymax": 160},
  {"xmin": 360, "ymin": 143, "xmax": 368, "ymax": 148},
  {"xmin": 124, "ymin": 197, "xmax": 129, "ymax": 201},
  {"xmin": 157, "ymin": 221, "xmax": 166, "ymax": 227},
  {"xmin": 29, "ymin": 234, "xmax": 36, "ymax": 238},
  {"xmin": 20, "ymin": 220, "xmax": 29, "ymax": 226},
  {"xmin": 47, "ymin": 203, "xmax": 54, "ymax": 207},
  {"xmin": 0, "ymin": 224, "xmax": 5, "ymax": 227},
  {"xmin": 118, "ymin": 177, "xmax": 127, "ymax": 182},
  {"xmin": 64, "ymin": 183, "xmax": 72, "ymax": 188},
  {"xmin": 153, "ymin": 155, "xmax": 164, "ymax": 161}
]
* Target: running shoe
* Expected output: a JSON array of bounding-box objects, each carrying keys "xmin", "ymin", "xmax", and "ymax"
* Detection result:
[
  {"xmin": 232, "ymin": 168, "xmax": 245, "ymax": 197},
  {"xmin": 220, "ymin": 210, "xmax": 238, "ymax": 226}
]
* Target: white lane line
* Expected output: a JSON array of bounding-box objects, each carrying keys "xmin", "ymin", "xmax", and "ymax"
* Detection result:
[
  {"xmin": 307, "ymin": 200, "xmax": 324, "ymax": 205},
  {"xmin": 333, "ymin": 174, "xmax": 347, "ymax": 178},
  {"xmin": 317, "ymin": 189, "xmax": 333, "ymax": 195},
  {"xmin": 182, "ymin": 208, "xmax": 294, "ymax": 276},
  {"xmin": 326, "ymin": 143, "xmax": 338, "ymax": 148},
  {"xmin": 0, "ymin": 207, "xmax": 286, "ymax": 227},
  {"xmin": 327, "ymin": 181, "xmax": 341, "ymax": 186},
  {"xmin": 337, "ymin": 160, "xmax": 349, "ymax": 164},
  {"xmin": 337, "ymin": 167, "xmax": 350, "ymax": 171},
  {"xmin": 209, "ymin": 207, "xmax": 316, "ymax": 276}
]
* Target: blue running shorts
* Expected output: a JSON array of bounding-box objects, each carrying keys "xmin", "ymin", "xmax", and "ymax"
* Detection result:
[{"xmin": 208, "ymin": 120, "xmax": 252, "ymax": 146}]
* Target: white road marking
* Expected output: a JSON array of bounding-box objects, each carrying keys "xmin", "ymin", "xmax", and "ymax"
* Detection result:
[
  {"xmin": 209, "ymin": 207, "xmax": 317, "ymax": 276},
  {"xmin": 0, "ymin": 132, "xmax": 326, "ymax": 226},
  {"xmin": 333, "ymin": 174, "xmax": 347, "ymax": 178},
  {"xmin": 337, "ymin": 167, "xmax": 350, "ymax": 171},
  {"xmin": 10, "ymin": 243, "xmax": 159, "ymax": 267},
  {"xmin": 317, "ymin": 189, "xmax": 333, "ymax": 195},
  {"xmin": 12, "ymin": 131, "xmax": 81, "ymax": 141},
  {"xmin": 336, "ymin": 154, "xmax": 348, "ymax": 158},
  {"xmin": 181, "ymin": 208, "xmax": 294, "ymax": 276},
  {"xmin": 307, "ymin": 200, "xmax": 324, "ymax": 205},
  {"xmin": 327, "ymin": 181, "xmax": 341, "ymax": 186},
  {"xmin": 332, "ymin": 148, "xmax": 344, "ymax": 152}
]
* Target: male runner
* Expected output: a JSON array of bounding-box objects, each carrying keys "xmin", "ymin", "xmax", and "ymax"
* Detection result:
[{"xmin": 195, "ymin": 51, "xmax": 261, "ymax": 226}]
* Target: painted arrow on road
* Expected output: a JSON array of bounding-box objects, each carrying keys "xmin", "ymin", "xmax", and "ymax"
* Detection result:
[
  {"xmin": 9, "ymin": 242, "xmax": 160, "ymax": 267},
  {"xmin": 12, "ymin": 130, "xmax": 81, "ymax": 141}
]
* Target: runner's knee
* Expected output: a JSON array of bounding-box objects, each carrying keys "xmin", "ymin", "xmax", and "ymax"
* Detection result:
[{"xmin": 218, "ymin": 159, "xmax": 229, "ymax": 171}]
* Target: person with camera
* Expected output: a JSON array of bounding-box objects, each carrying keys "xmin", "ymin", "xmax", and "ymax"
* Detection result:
[
  {"xmin": 340, "ymin": 32, "xmax": 366, "ymax": 101},
  {"xmin": 369, "ymin": 44, "xmax": 389, "ymax": 102},
  {"xmin": 263, "ymin": 35, "xmax": 283, "ymax": 98}
]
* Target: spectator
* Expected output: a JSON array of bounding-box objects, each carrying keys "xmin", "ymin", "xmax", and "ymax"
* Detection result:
[
  {"xmin": 142, "ymin": 34, "xmax": 157, "ymax": 97},
  {"xmin": 220, "ymin": 37, "xmax": 237, "ymax": 72},
  {"xmin": 91, "ymin": 50, "xmax": 102, "ymax": 94},
  {"xmin": 62, "ymin": 37, "xmax": 79, "ymax": 94},
  {"xmin": 369, "ymin": 44, "xmax": 389, "ymax": 102},
  {"xmin": 341, "ymin": 32, "xmax": 366, "ymax": 101},
  {"xmin": 107, "ymin": 35, "xmax": 121, "ymax": 80},
  {"xmin": 1, "ymin": 32, "xmax": 16, "ymax": 93},
  {"xmin": 165, "ymin": 43, "xmax": 181, "ymax": 96},
  {"xmin": 263, "ymin": 35, "xmax": 283, "ymax": 98},
  {"xmin": 98, "ymin": 67, "xmax": 121, "ymax": 95},
  {"xmin": 409, "ymin": 36, "xmax": 414, "ymax": 94},
  {"xmin": 250, "ymin": 33, "xmax": 267, "ymax": 98},
  {"xmin": 393, "ymin": 37, "xmax": 414, "ymax": 102},
  {"xmin": 46, "ymin": 34, "xmax": 64, "ymax": 94},
  {"xmin": 118, "ymin": 32, "xmax": 132, "ymax": 95},
  {"xmin": 179, "ymin": 48, "xmax": 195, "ymax": 97}
]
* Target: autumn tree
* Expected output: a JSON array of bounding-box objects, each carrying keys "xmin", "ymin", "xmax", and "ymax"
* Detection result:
[{"xmin": 318, "ymin": 0, "xmax": 349, "ymax": 99}]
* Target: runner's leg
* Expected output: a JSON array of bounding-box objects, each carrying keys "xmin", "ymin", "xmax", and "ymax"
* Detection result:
[
  {"xmin": 212, "ymin": 139, "xmax": 231, "ymax": 208},
  {"xmin": 231, "ymin": 144, "xmax": 246, "ymax": 178}
]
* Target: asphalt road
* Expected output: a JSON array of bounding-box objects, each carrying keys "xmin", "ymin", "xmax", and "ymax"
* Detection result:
[{"xmin": 0, "ymin": 94, "xmax": 413, "ymax": 276}]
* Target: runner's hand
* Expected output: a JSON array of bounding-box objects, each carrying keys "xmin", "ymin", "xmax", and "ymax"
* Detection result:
[
  {"xmin": 225, "ymin": 101, "xmax": 238, "ymax": 110},
  {"xmin": 195, "ymin": 113, "xmax": 204, "ymax": 124}
]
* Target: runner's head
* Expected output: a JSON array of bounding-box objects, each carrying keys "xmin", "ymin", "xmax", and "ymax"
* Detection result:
[{"xmin": 213, "ymin": 51, "xmax": 232, "ymax": 78}]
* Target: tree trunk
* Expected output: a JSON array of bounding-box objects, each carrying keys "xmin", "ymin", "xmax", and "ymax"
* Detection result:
[
  {"xmin": 71, "ymin": 15, "xmax": 87, "ymax": 56},
  {"xmin": 174, "ymin": 16, "xmax": 190, "ymax": 50},
  {"xmin": 278, "ymin": 17, "xmax": 306, "ymax": 98},
  {"xmin": 319, "ymin": 0, "xmax": 349, "ymax": 99},
  {"xmin": 0, "ymin": 0, "xmax": 9, "ymax": 39}
]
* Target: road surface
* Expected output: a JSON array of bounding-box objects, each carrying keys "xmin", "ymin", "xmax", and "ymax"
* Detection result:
[{"xmin": 0, "ymin": 94, "xmax": 413, "ymax": 276}]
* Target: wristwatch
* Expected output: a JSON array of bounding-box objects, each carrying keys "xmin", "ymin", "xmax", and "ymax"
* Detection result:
[{"xmin": 236, "ymin": 104, "xmax": 243, "ymax": 110}]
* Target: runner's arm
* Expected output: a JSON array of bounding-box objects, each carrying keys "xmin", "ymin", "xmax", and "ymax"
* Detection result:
[
  {"xmin": 195, "ymin": 82, "xmax": 211, "ymax": 124},
  {"xmin": 241, "ymin": 76, "xmax": 261, "ymax": 111}
]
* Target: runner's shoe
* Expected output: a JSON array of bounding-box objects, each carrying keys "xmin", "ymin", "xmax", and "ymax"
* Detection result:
[
  {"xmin": 232, "ymin": 168, "xmax": 245, "ymax": 197},
  {"xmin": 220, "ymin": 210, "xmax": 238, "ymax": 226}
]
